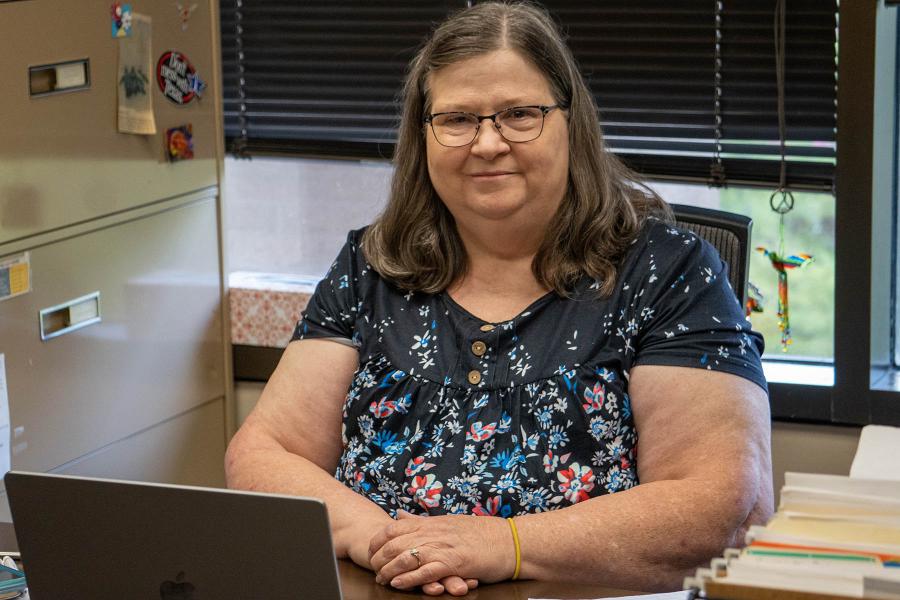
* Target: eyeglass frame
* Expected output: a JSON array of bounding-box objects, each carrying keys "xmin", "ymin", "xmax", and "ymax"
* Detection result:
[{"xmin": 423, "ymin": 104, "xmax": 563, "ymax": 147}]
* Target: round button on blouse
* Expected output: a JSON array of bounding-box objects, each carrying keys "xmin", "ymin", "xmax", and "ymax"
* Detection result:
[
  {"xmin": 471, "ymin": 341, "xmax": 487, "ymax": 357},
  {"xmin": 467, "ymin": 370, "xmax": 482, "ymax": 385},
  {"xmin": 479, "ymin": 324, "xmax": 495, "ymax": 332}
]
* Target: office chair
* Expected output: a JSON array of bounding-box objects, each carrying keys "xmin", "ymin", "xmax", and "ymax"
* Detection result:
[{"xmin": 669, "ymin": 203, "xmax": 752, "ymax": 309}]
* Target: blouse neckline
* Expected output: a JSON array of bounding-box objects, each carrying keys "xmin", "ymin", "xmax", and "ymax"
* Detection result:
[{"xmin": 440, "ymin": 289, "xmax": 558, "ymax": 327}]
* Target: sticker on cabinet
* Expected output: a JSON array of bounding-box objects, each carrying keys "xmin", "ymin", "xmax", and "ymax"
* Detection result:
[
  {"xmin": 118, "ymin": 14, "xmax": 156, "ymax": 135},
  {"xmin": 0, "ymin": 252, "xmax": 31, "ymax": 303},
  {"xmin": 175, "ymin": 2, "xmax": 198, "ymax": 31},
  {"xmin": 111, "ymin": 3, "xmax": 133, "ymax": 38},
  {"xmin": 156, "ymin": 50, "xmax": 205, "ymax": 105},
  {"xmin": 166, "ymin": 124, "xmax": 194, "ymax": 162}
]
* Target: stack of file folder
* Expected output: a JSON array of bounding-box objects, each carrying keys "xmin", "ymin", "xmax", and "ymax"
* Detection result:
[{"xmin": 688, "ymin": 426, "xmax": 900, "ymax": 599}]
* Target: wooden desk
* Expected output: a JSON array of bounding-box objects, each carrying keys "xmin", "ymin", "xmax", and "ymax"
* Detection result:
[{"xmin": 0, "ymin": 521, "xmax": 642, "ymax": 599}]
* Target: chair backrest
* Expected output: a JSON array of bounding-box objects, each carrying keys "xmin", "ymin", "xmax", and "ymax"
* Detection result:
[{"xmin": 670, "ymin": 203, "xmax": 752, "ymax": 309}]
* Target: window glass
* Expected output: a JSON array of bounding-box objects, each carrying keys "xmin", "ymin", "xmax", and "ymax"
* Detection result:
[{"xmin": 651, "ymin": 182, "xmax": 835, "ymax": 361}]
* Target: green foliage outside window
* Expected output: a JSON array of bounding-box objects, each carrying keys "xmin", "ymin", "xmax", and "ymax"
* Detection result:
[{"xmin": 719, "ymin": 189, "xmax": 835, "ymax": 361}]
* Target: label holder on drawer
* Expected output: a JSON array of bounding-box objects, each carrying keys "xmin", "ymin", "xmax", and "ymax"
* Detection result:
[
  {"xmin": 39, "ymin": 291, "xmax": 102, "ymax": 341},
  {"xmin": 29, "ymin": 59, "xmax": 91, "ymax": 97}
]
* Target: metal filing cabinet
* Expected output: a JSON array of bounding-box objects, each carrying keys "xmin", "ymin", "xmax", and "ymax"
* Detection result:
[{"xmin": 0, "ymin": 0, "xmax": 230, "ymax": 519}]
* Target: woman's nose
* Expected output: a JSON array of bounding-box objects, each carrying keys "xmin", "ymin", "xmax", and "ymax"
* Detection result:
[{"xmin": 470, "ymin": 120, "xmax": 510, "ymax": 159}]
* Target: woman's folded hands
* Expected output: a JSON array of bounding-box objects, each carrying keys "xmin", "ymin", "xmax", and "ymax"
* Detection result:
[{"xmin": 368, "ymin": 510, "xmax": 515, "ymax": 595}]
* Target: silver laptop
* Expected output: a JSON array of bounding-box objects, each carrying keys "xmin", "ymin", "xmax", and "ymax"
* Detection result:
[{"xmin": 4, "ymin": 471, "xmax": 343, "ymax": 599}]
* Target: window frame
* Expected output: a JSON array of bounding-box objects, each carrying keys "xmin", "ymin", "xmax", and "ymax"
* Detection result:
[{"xmin": 773, "ymin": 0, "xmax": 900, "ymax": 427}]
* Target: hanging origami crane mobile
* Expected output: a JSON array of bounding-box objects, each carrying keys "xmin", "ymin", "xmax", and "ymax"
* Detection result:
[{"xmin": 756, "ymin": 247, "xmax": 814, "ymax": 351}]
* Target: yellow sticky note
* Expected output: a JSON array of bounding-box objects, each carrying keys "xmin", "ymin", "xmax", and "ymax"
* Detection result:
[
  {"xmin": 0, "ymin": 252, "xmax": 31, "ymax": 302},
  {"xmin": 8, "ymin": 264, "xmax": 28, "ymax": 295}
]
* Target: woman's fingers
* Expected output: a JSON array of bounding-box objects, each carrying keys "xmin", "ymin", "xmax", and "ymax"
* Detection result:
[
  {"xmin": 439, "ymin": 576, "xmax": 471, "ymax": 596},
  {"xmin": 370, "ymin": 530, "xmax": 422, "ymax": 574},
  {"xmin": 374, "ymin": 537, "xmax": 429, "ymax": 584},
  {"xmin": 367, "ymin": 517, "xmax": 419, "ymax": 562},
  {"xmin": 388, "ymin": 560, "xmax": 454, "ymax": 591},
  {"xmin": 421, "ymin": 581, "xmax": 445, "ymax": 595},
  {"xmin": 421, "ymin": 576, "xmax": 470, "ymax": 596}
]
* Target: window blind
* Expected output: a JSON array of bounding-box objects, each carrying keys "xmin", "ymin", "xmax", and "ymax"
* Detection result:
[
  {"xmin": 220, "ymin": 1, "xmax": 462, "ymax": 159},
  {"xmin": 542, "ymin": 0, "xmax": 837, "ymax": 190},
  {"xmin": 221, "ymin": 0, "xmax": 837, "ymax": 191}
]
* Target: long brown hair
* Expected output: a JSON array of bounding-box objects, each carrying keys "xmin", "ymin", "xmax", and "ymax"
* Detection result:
[{"xmin": 362, "ymin": 1, "xmax": 670, "ymax": 297}]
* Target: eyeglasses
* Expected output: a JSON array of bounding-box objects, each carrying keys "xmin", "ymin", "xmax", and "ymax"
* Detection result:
[{"xmin": 424, "ymin": 105, "xmax": 561, "ymax": 147}]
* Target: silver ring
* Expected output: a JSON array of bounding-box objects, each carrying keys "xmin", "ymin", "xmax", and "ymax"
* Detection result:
[{"xmin": 409, "ymin": 547, "xmax": 421, "ymax": 568}]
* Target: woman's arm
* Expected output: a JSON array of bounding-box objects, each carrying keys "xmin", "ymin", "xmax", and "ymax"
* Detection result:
[
  {"xmin": 369, "ymin": 365, "xmax": 773, "ymax": 592},
  {"xmin": 225, "ymin": 339, "xmax": 476, "ymax": 596},
  {"xmin": 225, "ymin": 339, "xmax": 390, "ymax": 567},
  {"xmin": 515, "ymin": 365, "xmax": 773, "ymax": 590}
]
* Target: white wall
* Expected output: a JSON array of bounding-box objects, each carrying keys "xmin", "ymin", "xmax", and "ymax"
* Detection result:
[{"xmin": 223, "ymin": 157, "xmax": 390, "ymax": 278}]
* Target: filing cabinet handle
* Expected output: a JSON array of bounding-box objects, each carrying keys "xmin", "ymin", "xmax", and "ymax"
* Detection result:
[{"xmin": 39, "ymin": 291, "xmax": 102, "ymax": 341}]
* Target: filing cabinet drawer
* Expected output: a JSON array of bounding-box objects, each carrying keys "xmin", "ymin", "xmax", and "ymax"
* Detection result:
[
  {"xmin": 0, "ymin": 398, "xmax": 227, "ymax": 522},
  {"xmin": 0, "ymin": 196, "xmax": 225, "ymax": 477},
  {"xmin": 55, "ymin": 398, "xmax": 227, "ymax": 486},
  {"xmin": 0, "ymin": 0, "xmax": 219, "ymax": 246}
]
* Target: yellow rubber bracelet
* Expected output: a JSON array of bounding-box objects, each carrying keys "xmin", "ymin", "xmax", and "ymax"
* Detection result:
[{"xmin": 507, "ymin": 517, "xmax": 521, "ymax": 580}]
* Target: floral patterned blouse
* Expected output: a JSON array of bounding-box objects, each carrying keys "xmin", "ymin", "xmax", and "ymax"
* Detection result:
[{"xmin": 292, "ymin": 219, "xmax": 766, "ymax": 517}]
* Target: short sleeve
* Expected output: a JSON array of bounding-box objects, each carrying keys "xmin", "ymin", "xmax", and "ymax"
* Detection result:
[
  {"xmin": 291, "ymin": 230, "xmax": 363, "ymax": 345},
  {"xmin": 632, "ymin": 224, "xmax": 767, "ymax": 391}
]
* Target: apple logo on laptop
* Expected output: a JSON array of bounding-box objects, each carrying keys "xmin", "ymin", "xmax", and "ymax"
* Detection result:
[{"xmin": 160, "ymin": 571, "xmax": 196, "ymax": 599}]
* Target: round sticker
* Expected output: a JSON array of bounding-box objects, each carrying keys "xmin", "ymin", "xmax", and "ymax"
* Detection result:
[{"xmin": 156, "ymin": 50, "xmax": 205, "ymax": 105}]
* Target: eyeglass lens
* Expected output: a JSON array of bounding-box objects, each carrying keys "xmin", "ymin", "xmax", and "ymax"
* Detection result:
[{"xmin": 430, "ymin": 107, "xmax": 546, "ymax": 147}]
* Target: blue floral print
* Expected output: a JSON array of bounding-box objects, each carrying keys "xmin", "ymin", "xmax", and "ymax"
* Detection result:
[{"xmin": 293, "ymin": 219, "xmax": 766, "ymax": 517}]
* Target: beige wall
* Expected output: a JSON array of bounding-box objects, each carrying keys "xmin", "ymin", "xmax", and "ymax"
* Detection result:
[
  {"xmin": 235, "ymin": 381, "xmax": 266, "ymax": 428},
  {"xmin": 771, "ymin": 421, "xmax": 861, "ymax": 502},
  {"xmin": 233, "ymin": 381, "xmax": 863, "ymax": 505}
]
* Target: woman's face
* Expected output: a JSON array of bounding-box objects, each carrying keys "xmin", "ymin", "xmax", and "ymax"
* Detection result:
[{"xmin": 425, "ymin": 49, "xmax": 569, "ymax": 229}]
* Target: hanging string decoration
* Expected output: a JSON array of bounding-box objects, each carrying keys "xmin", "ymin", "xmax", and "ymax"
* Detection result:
[
  {"xmin": 756, "ymin": 244, "xmax": 813, "ymax": 349},
  {"xmin": 757, "ymin": 193, "xmax": 814, "ymax": 350},
  {"xmin": 756, "ymin": 0, "xmax": 814, "ymax": 351}
]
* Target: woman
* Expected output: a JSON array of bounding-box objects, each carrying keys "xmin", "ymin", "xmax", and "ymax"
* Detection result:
[{"xmin": 225, "ymin": 2, "xmax": 772, "ymax": 595}]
